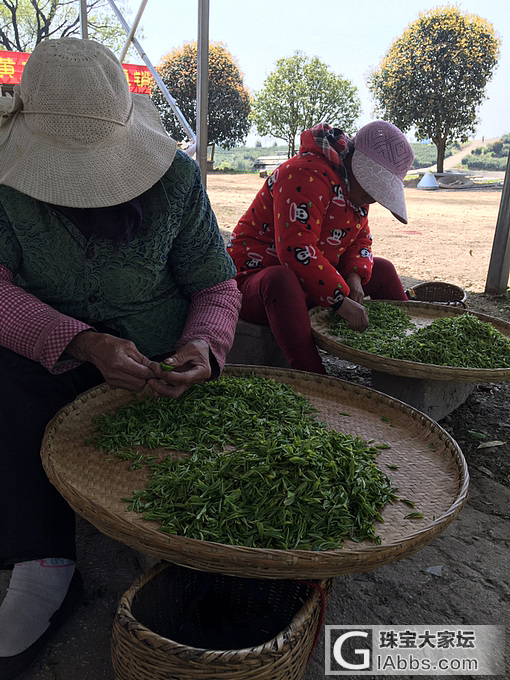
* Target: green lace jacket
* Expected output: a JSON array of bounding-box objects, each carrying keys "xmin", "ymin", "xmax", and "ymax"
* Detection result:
[{"xmin": 0, "ymin": 151, "xmax": 236, "ymax": 359}]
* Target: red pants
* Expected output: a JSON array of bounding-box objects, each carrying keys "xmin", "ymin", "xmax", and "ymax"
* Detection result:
[{"xmin": 238, "ymin": 257, "xmax": 407, "ymax": 374}]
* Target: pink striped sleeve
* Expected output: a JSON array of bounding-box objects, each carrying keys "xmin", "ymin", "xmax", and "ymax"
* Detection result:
[
  {"xmin": 176, "ymin": 279, "xmax": 241, "ymax": 373},
  {"xmin": 0, "ymin": 264, "xmax": 92, "ymax": 373}
]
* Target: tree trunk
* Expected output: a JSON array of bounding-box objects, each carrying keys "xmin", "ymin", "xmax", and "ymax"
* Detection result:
[
  {"xmin": 435, "ymin": 137, "xmax": 446, "ymax": 173},
  {"xmin": 288, "ymin": 137, "xmax": 295, "ymax": 158}
]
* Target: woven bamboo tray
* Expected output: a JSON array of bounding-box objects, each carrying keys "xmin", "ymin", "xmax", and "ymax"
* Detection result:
[
  {"xmin": 310, "ymin": 300, "xmax": 510, "ymax": 381},
  {"xmin": 41, "ymin": 365, "xmax": 468, "ymax": 579},
  {"xmin": 112, "ymin": 562, "xmax": 333, "ymax": 680}
]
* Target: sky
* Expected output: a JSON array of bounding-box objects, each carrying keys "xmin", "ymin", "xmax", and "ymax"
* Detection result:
[{"xmin": 122, "ymin": 0, "xmax": 509, "ymax": 145}]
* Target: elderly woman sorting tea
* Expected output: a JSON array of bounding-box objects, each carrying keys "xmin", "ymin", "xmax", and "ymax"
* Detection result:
[
  {"xmin": 227, "ymin": 121, "xmax": 414, "ymax": 374},
  {"xmin": 0, "ymin": 38, "xmax": 240, "ymax": 678}
]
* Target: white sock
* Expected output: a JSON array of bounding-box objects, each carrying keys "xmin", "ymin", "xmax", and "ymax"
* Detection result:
[{"xmin": 0, "ymin": 558, "xmax": 75, "ymax": 657}]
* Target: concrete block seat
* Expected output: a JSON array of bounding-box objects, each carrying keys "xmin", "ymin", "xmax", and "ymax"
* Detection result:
[
  {"xmin": 226, "ymin": 319, "xmax": 289, "ymax": 368},
  {"xmin": 370, "ymin": 371, "xmax": 475, "ymax": 421}
]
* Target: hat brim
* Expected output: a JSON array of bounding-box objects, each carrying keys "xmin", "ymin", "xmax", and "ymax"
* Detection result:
[
  {"xmin": 0, "ymin": 94, "xmax": 177, "ymax": 208},
  {"xmin": 351, "ymin": 149, "xmax": 408, "ymax": 224}
]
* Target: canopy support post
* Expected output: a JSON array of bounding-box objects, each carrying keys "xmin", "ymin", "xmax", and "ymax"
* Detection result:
[
  {"xmin": 79, "ymin": 0, "xmax": 88, "ymax": 38},
  {"xmin": 485, "ymin": 153, "xmax": 510, "ymax": 295},
  {"xmin": 196, "ymin": 0, "xmax": 209, "ymax": 184}
]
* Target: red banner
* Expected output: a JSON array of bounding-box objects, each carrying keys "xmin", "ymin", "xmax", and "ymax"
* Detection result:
[
  {"xmin": 0, "ymin": 50, "xmax": 27, "ymax": 85},
  {"xmin": 122, "ymin": 61, "xmax": 153, "ymax": 94},
  {"xmin": 0, "ymin": 50, "xmax": 153, "ymax": 94}
]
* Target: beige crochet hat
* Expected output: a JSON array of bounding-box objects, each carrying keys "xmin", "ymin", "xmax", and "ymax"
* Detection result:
[{"xmin": 0, "ymin": 37, "xmax": 177, "ymax": 207}]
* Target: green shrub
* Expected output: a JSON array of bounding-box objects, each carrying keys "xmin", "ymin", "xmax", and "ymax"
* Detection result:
[
  {"xmin": 489, "ymin": 141, "xmax": 503, "ymax": 155},
  {"xmin": 218, "ymin": 161, "xmax": 233, "ymax": 171},
  {"xmin": 461, "ymin": 134, "xmax": 509, "ymax": 170},
  {"xmin": 461, "ymin": 154, "xmax": 508, "ymax": 171}
]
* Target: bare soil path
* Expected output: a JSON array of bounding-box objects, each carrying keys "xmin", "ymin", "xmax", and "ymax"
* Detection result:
[{"xmin": 207, "ymin": 172, "xmax": 504, "ymax": 293}]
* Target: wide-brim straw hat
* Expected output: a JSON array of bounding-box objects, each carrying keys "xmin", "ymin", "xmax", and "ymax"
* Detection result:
[
  {"xmin": 0, "ymin": 37, "xmax": 177, "ymax": 208},
  {"xmin": 351, "ymin": 120, "xmax": 414, "ymax": 224}
]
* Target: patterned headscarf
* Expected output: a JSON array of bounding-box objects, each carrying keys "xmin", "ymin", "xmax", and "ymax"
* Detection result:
[{"xmin": 300, "ymin": 123, "xmax": 353, "ymax": 184}]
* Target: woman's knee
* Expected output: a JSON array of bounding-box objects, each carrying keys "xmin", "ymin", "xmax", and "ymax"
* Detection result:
[
  {"xmin": 258, "ymin": 266, "xmax": 304, "ymax": 300},
  {"xmin": 372, "ymin": 257, "xmax": 398, "ymax": 277},
  {"xmin": 239, "ymin": 267, "xmax": 307, "ymax": 323}
]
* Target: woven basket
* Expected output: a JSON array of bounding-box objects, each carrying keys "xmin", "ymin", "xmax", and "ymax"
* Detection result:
[
  {"xmin": 310, "ymin": 301, "xmax": 510, "ymax": 382},
  {"xmin": 41, "ymin": 365, "xmax": 468, "ymax": 579},
  {"xmin": 407, "ymin": 281, "xmax": 467, "ymax": 307},
  {"xmin": 112, "ymin": 562, "xmax": 333, "ymax": 680}
]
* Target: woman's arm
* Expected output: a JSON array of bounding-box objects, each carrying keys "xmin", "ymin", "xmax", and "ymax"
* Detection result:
[
  {"xmin": 335, "ymin": 212, "xmax": 374, "ymax": 287},
  {"xmin": 175, "ymin": 279, "xmax": 241, "ymax": 375},
  {"xmin": 271, "ymin": 163, "xmax": 353, "ymax": 307},
  {"xmin": 143, "ymin": 159, "xmax": 241, "ymax": 397},
  {"xmin": 0, "ymin": 264, "xmax": 92, "ymax": 373},
  {"xmin": 147, "ymin": 280, "xmax": 241, "ymax": 399},
  {"xmin": 160, "ymin": 158, "xmax": 241, "ymax": 374}
]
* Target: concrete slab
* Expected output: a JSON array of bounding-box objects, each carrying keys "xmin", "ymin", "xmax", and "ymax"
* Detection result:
[{"xmin": 371, "ymin": 371, "xmax": 476, "ymax": 420}]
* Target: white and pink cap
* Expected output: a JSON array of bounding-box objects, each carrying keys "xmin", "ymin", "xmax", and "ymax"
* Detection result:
[{"xmin": 351, "ymin": 120, "xmax": 414, "ymax": 224}]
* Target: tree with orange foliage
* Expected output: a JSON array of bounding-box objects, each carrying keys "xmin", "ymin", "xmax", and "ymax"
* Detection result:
[{"xmin": 152, "ymin": 41, "xmax": 250, "ymax": 149}]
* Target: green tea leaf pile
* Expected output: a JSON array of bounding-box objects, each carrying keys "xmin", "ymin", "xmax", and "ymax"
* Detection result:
[
  {"xmin": 327, "ymin": 301, "xmax": 414, "ymax": 355},
  {"xmin": 92, "ymin": 375, "xmax": 398, "ymax": 551},
  {"xmin": 327, "ymin": 302, "xmax": 510, "ymax": 368}
]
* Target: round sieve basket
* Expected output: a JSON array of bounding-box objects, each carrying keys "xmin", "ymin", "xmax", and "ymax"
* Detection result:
[
  {"xmin": 41, "ymin": 365, "xmax": 469, "ymax": 579},
  {"xmin": 112, "ymin": 561, "xmax": 333, "ymax": 680}
]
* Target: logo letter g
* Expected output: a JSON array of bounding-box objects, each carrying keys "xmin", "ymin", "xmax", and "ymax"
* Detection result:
[{"xmin": 333, "ymin": 631, "xmax": 370, "ymax": 670}]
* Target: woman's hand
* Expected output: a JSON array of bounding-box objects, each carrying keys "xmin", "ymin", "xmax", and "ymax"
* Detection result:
[
  {"xmin": 65, "ymin": 331, "xmax": 156, "ymax": 392},
  {"xmin": 345, "ymin": 272, "xmax": 365, "ymax": 304},
  {"xmin": 335, "ymin": 297, "xmax": 369, "ymax": 331},
  {"xmin": 148, "ymin": 338, "xmax": 212, "ymax": 399}
]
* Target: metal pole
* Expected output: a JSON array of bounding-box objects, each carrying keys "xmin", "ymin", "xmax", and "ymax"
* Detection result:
[
  {"xmin": 119, "ymin": 0, "xmax": 148, "ymax": 64},
  {"xmin": 79, "ymin": 0, "xmax": 88, "ymax": 38},
  {"xmin": 105, "ymin": 0, "xmax": 196, "ymax": 142},
  {"xmin": 196, "ymin": 0, "xmax": 209, "ymax": 184},
  {"xmin": 484, "ymin": 152, "xmax": 510, "ymax": 295}
]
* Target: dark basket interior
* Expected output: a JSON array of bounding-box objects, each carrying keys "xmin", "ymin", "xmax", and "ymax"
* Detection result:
[
  {"xmin": 408, "ymin": 282, "xmax": 467, "ymax": 304},
  {"xmin": 131, "ymin": 564, "xmax": 313, "ymax": 651}
]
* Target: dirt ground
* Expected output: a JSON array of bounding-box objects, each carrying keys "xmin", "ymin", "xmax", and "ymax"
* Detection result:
[{"xmin": 207, "ymin": 172, "xmax": 504, "ymax": 293}]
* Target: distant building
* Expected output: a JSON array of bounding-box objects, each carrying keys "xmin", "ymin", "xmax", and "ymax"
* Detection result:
[{"xmin": 252, "ymin": 156, "xmax": 286, "ymax": 177}]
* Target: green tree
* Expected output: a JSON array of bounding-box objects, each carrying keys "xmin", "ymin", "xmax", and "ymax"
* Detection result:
[
  {"xmin": 0, "ymin": 1, "xmax": 138, "ymax": 57},
  {"xmin": 368, "ymin": 6, "xmax": 501, "ymax": 172},
  {"xmin": 250, "ymin": 51, "xmax": 360, "ymax": 158},
  {"xmin": 151, "ymin": 41, "xmax": 250, "ymax": 149}
]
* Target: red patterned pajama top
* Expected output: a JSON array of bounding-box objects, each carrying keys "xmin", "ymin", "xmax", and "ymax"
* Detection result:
[{"xmin": 227, "ymin": 125, "xmax": 374, "ymax": 309}]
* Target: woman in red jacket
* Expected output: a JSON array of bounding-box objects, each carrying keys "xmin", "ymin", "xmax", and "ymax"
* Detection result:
[{"xmin": 227, "ymin": 121, "xmax": 414, "ymax": 374}]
